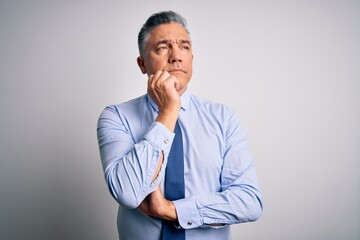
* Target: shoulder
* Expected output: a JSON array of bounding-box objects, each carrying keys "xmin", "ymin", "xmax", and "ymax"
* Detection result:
[
  {"xmin": 98, "ymin": 94, "xmax": 148, "ymax": 123},
  {"xmin": 101, "ymin": 94, "xmax": 147, "ymax": 114},
  {"xmin": 107, "ymin": 94, "xmax": 147, "ymax": 111}
]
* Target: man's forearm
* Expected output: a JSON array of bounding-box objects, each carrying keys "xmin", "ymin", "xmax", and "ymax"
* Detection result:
[
  {"xmin": 139, "ymin": 187, "xmax": 178, "ymax": 222},
  {"xmin": 150, "ymin": 110, "xmax": 179, "ymax": 182}
]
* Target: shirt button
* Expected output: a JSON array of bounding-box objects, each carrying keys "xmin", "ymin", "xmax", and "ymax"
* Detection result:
[
  {"xmin": 187, "ymin": 221, "xmax": 192, "ymax": 226},
  {"xmin": 164, "ymin": 139, "xmax": 169, "ymax": 144}
]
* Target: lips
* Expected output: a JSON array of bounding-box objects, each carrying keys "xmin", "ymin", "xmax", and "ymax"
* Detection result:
[{"xmin": 168, "ymin": 68, "xmax": 186, "ymax": 73}]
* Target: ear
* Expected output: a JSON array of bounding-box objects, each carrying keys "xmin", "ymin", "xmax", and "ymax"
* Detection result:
[{"xmin": 137, "ymin": 56, "xmax": 147, "ymax": 74}]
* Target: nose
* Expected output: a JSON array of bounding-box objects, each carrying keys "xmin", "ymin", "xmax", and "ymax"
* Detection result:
[{"xmin": 168, "ymin": 46, "xmax": 182, "ymax": 63}]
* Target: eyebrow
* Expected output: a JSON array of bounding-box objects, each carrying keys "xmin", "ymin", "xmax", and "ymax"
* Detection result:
[
  {"xmin": 179, "ymin": 39, "xmax": 191, "ymax": 45},
  {"xmin": 153, "ymin": 39, "xmax": 192, "ymax": 47}
]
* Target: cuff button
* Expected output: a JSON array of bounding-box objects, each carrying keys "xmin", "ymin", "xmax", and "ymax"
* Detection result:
[
  {"xmin": 164, "ymin": 139, "xmax": 169, "ymax": 144},
  {"xmin": 187, "ymin": 221, "xmax": 192, "ymax": 226}
]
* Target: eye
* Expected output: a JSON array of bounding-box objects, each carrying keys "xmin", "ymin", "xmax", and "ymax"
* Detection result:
[
  {"xmin": 181, "ymin": 45, "xmax": 191, "ymax": 50},
  {"xmin": 156, "ymin": 45, "xmax": 168, "ymax": 52}
]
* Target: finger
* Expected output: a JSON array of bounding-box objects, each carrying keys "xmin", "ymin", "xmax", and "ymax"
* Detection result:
[
  {"xmin": 151, "ymin": 71, "xmax": 164, "ymax": 90},
  {"xmin": 173, "ymin": 77, "xmax": 180, "ymax": 91},
  {"xmin": 162, "ymin": 75, "xmax": 179, "ymax": 91},
  {"xmin": 148, "ymin": 74, "xmax": 154, "ymax": 88},
  {"xmin": 155, "ymin": 71, "xmax": 171, "ymax": 90},
  {"xmin": 153, "ymin": 70, "xmax": 163, "ymax": 80},
  {"xmin": 159, "ymin": 71, "xmax": 178, "ymax": 90},
  {"xmin": 158, "ymin": 71, "xmax": 171, "ymax": 82}
]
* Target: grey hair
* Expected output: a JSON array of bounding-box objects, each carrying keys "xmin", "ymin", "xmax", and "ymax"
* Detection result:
[{"xmin": 138, "ymin": 11, "xmax": 190, "ymax": 56}]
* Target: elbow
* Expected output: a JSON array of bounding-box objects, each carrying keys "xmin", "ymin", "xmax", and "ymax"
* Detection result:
[
  {"xmin": 109, "ymin": 188, "xmax": 139, "ymax": 209},
  {"xmin": 119, "ymin": 199, "xmax": 140, "ymax": 210},
  {"xmin": 248, "ymin": 199, "xmax": 263, "ymax": 222},
  {"xmin": 246, "ymin": 193, "xmax": 263, "ymax": 222},
  {"xmin": 235, "ymin": 188, "xmax": 263, "ymax": 223},
  {"xmin": 105, "ymin": 172, "xmax": 140, "ymax": 209}
]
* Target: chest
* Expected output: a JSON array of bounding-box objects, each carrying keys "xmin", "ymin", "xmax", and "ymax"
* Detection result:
[{"xmin": 180, "ymin": 114, "xmax": 226, "ymax": 194}]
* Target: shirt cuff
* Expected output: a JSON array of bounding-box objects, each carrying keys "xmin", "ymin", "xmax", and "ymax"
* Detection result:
[
  {"xmin": 143, "ymin": 121, "xmax": 175, "ymax": 156},
  {"xmin": 172, "ymin": 197, "xmax": 202, "ymax": 229}
]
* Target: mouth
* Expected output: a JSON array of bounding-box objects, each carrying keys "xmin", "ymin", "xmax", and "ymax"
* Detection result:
[{"xmin": 168, "ymin": 69, "xmax": 186, "ymax": 74}]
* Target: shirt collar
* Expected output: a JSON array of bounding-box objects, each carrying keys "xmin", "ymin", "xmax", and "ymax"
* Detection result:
[{"xmin": 148, "ymin": 89, "xmax": 190, "ymax": 112}]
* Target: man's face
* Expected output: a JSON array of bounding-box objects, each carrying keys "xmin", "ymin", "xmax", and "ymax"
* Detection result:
[{"xmin": 137, "ymin": 23, "xmax": 193, "ymax": 95}]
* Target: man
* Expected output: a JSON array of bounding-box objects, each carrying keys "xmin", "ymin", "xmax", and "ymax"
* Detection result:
[{"xmin": 97, "ymin": 11, "xmax": 262, "ymax": 240}]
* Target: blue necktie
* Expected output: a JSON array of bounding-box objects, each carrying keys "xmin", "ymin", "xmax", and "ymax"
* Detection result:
[{"xmin": 162, "ymin": 121, "xmax": 185, "ymax": 240}]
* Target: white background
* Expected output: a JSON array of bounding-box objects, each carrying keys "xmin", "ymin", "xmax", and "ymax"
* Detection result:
[{"xmin": 1, "ymin": 0, "xmax": 359, "ymax": 239}]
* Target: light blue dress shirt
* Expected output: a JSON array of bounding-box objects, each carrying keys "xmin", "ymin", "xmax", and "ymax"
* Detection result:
[{"xmin": 97, "ymin": 90, "xmax": 263, "ymax": 240}]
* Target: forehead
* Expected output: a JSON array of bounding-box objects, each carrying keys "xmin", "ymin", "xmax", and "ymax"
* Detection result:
[{"xmin": 147, "ymin": 22, "xmax": 190, "ymax": 42}]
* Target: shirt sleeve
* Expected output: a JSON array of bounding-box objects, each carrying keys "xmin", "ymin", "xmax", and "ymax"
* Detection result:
[
  {"xmin": 97, "ymin": 105, "xmax": 174, "ymax": 209},
  {"xmin": 172, "ymin": 110, "xmax": 263, "ymax": 229}
]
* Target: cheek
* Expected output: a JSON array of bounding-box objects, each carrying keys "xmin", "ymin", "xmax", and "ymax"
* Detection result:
[
  {"xmin": 147, "ymin": 59, "xmax": 168, "ymax": 73},
  {"xmin": 185, "ymin": 54, "xmax": 193, "ymax": 65},
  {"xmin": 185, "ymin": 57, "xmax": 193, "ymax": 73}
]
